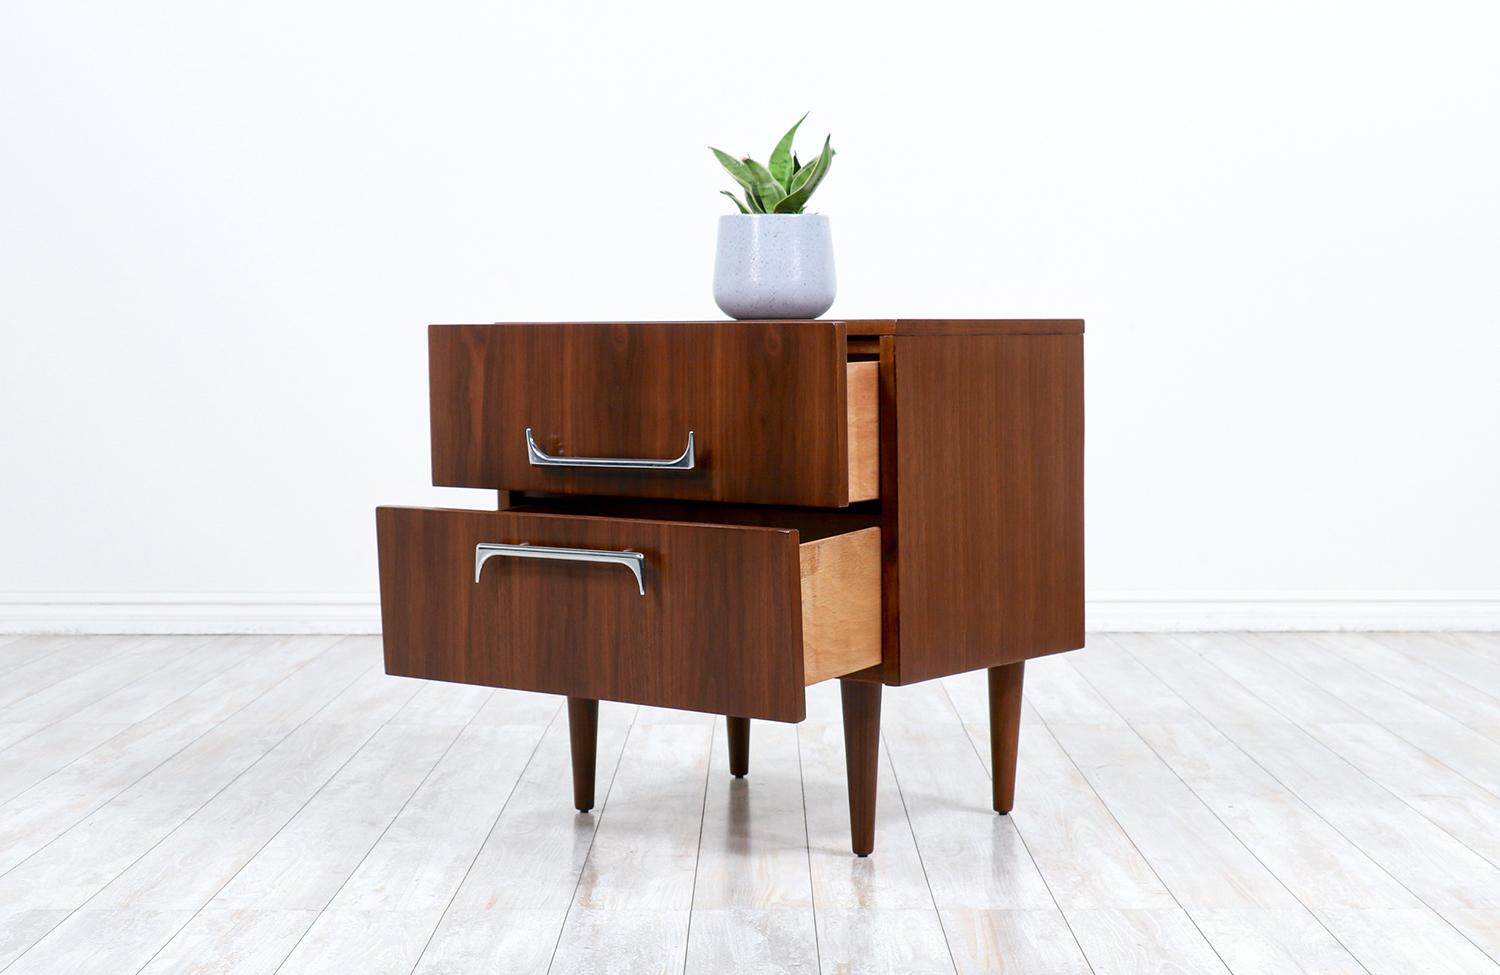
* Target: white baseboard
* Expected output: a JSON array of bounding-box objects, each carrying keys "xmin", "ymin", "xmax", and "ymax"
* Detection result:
[
  {"xmin": 1, "ymin": 590, "xmax": 1497, "ymax": 635},
  {"xmin": 0, "ymin": 594, "xmax": 383, "ymax": 635},
  {"xmin": 1085, "ymin": 590, "xmax": 1500, "ymax": 632}
]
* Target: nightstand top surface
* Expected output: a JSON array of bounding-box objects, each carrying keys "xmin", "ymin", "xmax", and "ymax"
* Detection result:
[{"xmin": 431, "ymin": 320, "xmax": 1084, "ymax": 336}]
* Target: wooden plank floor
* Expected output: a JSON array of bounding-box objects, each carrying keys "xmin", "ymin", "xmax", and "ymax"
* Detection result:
[{"xmin": 1, "ymin": 633, "xmax": 1499, "ymax": 973}]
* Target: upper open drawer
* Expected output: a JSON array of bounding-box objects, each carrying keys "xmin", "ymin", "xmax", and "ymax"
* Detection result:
[{"xmin": 428, "ymin": 322, "xmax": 878, "ymax": 507}]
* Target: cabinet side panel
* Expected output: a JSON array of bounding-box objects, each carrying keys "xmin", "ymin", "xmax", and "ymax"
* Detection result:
[{"xmin": 893, "ymin": 334, "xmax": 1083, "ymax": 683}]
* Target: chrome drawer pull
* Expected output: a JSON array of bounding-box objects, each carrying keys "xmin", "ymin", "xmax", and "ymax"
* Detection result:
[
  {"xmin": 525, "ymin": 428, "xmax": 695, "ymax": 471},
  {"xmin": 474, "ymin": 542, "xmax": 646, "ymax": 596}
]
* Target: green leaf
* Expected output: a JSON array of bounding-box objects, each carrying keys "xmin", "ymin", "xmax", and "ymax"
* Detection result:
[
  {"xmin": 720, "ymin": 190, "xmax": 749, "ymax": 214},
  {"xmin": 710, "ymin": 147, "xmax": 759, "ymax": 197},
  {"xmin": 741, "ymin": 157, "xmax": 787, "ymax": 210},
  {"xmin": 788, "ymin": 137, "xmax": 831, "ymax": 193},
  {"xmin": 774, "ymin": 136, "xmax": 833, "ymax": 213},
  {"xmin": 769, "ymin": 113, "xmax": 807, "ymax": 189}
]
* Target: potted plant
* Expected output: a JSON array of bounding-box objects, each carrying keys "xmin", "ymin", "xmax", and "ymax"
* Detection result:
[{"xmin": 711, "ymin": 115, "xmax": 836, "ymax": 320}]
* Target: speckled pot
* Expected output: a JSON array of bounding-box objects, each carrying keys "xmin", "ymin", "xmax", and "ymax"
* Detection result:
[{"xmin": 713, "ymin": 214, "xmax": 835, "ymax": 320}]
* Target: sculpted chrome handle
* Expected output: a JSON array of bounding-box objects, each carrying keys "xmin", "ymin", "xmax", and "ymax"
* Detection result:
[
  {"xmin": 474, "ymin": 542, "xmax": 646, "ymax": 596},
  {"xmin": 525, "ymin": 428, "xmax": 695, "ymax": 471}
]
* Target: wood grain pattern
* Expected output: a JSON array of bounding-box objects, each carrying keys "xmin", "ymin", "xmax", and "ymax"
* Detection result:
[
  {"xmin": 889, "ymin": 334, "xmax": 1084, "ymax": 683},
  {"xmin": 378, "ymin": 506, "xmax": 808, "ymax": 721},
  {"xmin": 429, "ymin": 321, "xmax": 857, "ymax": 506},
  {"xmin": 725, "ymin": 716, "xmax": 749, "ymax": 778},
  {"xmin": 799, "ymin": 527, "xmax": 881, "ymax": 685},
  {"xmin": 568, "ymin": 698, "xmax": 599, "ymax": 812},
  {"xmin": 13, "ymin": 635, "xmax": 1500, "ymax": 973},
  {"xmin": 380, "ymin": 508, "xmax": 884, "ymax": 721},
  {"xmin": 844, "ymin": 360, "xmax": 879, "ymax": 502},
  {"xmin": 845, "ymin": 319, "xmax": 1084, "ymax": 337},
  {"xmin": 840, "ymin": 679, "xmax": 881, "ymax": 856},
  {"xmin": 988, "ymin": 661, "xmax": 1024, "ymax": 814}
]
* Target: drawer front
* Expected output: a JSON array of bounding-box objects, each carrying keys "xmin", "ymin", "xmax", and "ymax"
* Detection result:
[
  {"xmin": 429, "ymin": 321, "xmax": 860, "ymax": 506},
  {"xmin": 377, "ymin": 506, "xmax": 809, "ymax": 721}
]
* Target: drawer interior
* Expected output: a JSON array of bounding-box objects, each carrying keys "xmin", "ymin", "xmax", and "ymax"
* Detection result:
[
  {"xmin": 845, "ymin": 360, "xmax": 879, "ymax": 503},
  {"xmin": 799, "ymin": 526, "xmax": 881, "ymax": 683}
]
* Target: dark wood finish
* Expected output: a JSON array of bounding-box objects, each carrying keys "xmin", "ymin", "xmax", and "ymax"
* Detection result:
[
  {"xmin": 376, "ymin": 506, "xmax": 808, "ymax": 721},
  {"xmin": 726, "ymin": 716, "xmax": 750, "ymax": 778},
  {"xmin": 844, "ymin": 319, "xmax": 1084, "ymax": 337},
  {"xmin": 568, "ymin": 697, "xmax": 599, "ymax": 812},
  {"xmin": 501, "ymin": 494, "xmax": 879, "ymax": 541},
  {"xmin": 988, "ymin": 662, "xmax": 1025, "ymax": 814},
  {"xmin": 875, "ymin": 335, "xmax": 902, "ymax": 683},
  {"xmin": 840, "ymin": 679, "xmax": 882, "ymax": 856},
  {"xmin": 379, "ymin": 317, "xmax": 1087, "ymax": 855},
  {"xmin": 888, "ymin": 334, "xmax": 1084, "ymax": 683},
  {"xmin": 429, "ymin": 321, "xmax": 855, "ymax": 506}
]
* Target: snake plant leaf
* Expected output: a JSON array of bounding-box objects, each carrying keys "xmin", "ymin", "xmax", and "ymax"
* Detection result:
[
  {"xmin": 720, "ymin": 190, "xmax": 749, "ymax": 214},
  {"xmin": 774, "ymin": 136, "xmax": 833, "ymax": 213},
  {"xmin": 769, "ymin": 113, "xmax": 807, "ymax": 189},
  {"xmin": 711, "ymin": 148, "xmax": 760, "ymax": 197},
  {"xmin": 788, "ymin": 136, "xmax": 832, "ymax": 193},
  {"xmin": 741, "ymin": 158, "xmax": 787, "ymax": 210}
]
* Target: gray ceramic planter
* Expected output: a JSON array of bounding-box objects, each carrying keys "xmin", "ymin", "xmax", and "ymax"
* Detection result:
[{"xmin": 713, "ymin": 214, "xmax": 836, "ymax": 320}]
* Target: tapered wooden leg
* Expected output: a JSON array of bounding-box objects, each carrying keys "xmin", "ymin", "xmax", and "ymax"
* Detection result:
[
  {"xmin": 989, "ymin": 661, "xmax": 1025, "ymax": 814},
  {"xmin": 840, "ymin": 679, "xmax": 882, "ymax": 856},
  {"xmin": 568, "ymin": 698, "xmax": 599, "ymax": 812},
  {"xmin": 726, "ymin": 716, "xmax": 750, "ymax": 778}
]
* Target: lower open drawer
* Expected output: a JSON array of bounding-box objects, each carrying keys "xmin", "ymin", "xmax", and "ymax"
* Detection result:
[{"xmin": 375, "ymin": 507, "xmax": 881, "ymax": 721}]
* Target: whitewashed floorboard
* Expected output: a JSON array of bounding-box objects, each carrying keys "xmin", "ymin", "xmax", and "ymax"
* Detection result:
[
  {"xmin": 0, "ymin": 722, "xmax": 45, "ymax": 751},
  {"xmin": 62, "ymin": 635, "xmax": 260, "ymax": 726},
  {"xmin": 1225, "ymin": 633, "xmax": 1500, "ymax": 870},
  {"xmin": 0, "ymin": 636, "xmax": 143, "ymax": 709},
  {"xmin": 0, "ymin": 633, "xmax": 210, "ymax": 726},
  {"xmin": 1380, "ymin": 633, "xmax": 1500, "ymax": 708},
  {"xmin": 1024, "ymin": 654, "xmax": 1298, "ymax": 912},
  {"xmin": 411, "ymin": 700, "xmax": 624, "ymax": 973},
  {"xmin": 1065, "ymin": 907, "xmax": 1232, "ymax": 974},
  {"xmin": 1, "ymin": 909, "xmax": 193, "ymax": 975},
  {"xmin": 882, "ymin": 680, "xmax": 1097, "ymax": 974},
  {"xmin": 275, "ymin": 709, "xmax": 550, "ymax": 974},
  {"xmin": 210, "ymin": 722, "xmax": 452, "ymax": 911},
  {"xmin": 549, "ymin": 714, "xmax": 715, "ymax": 974},
  {"xmin": 0, "ymin": 638, "xmax": 370, "ymax": 967},
  {"xmin": 0, "ymin": 716, "xmax": 212, "ymax": 874},
  {"xmin": 0, "ymin": 633, "xmax": 76, "ymax": 672},
  {"xmin": 0, "ymin": 636, "xmax": 199, "ymax": 724},
  {"xmin": 1311, "ymin": 632, "xmax": 1500, "ymax": 742},
  {"xmin": 1044, "ymin": 643, "xmax": 1377, "ymax": 973},
  {"xmin": 943, "ymin": 672, "xmax": 1176, "ymax": 912},
  {"xmin": 1118, "ymin": 633, "xmax": 1500, "ymax": 969},
  {"xmin": 412, "ymin": 908, "xmax": 566, "ymax": 975},
  {"xmin": 685, "ymin": 717, "xmax": 818, "ymax": 974},
  {"xmin": 0, "ymin": 635, "xmax": 1498, "ymax": 974},
  {"xmin": 136, "ymin": 908, "xmax": 318, "ymax": 975},
  {"xmin": 799, "ymin": 681, "xmax": 955, "ymax": 975},
  {"xmin": 0, "ymin": 720, "xmax": 135, "ymax": 805}
]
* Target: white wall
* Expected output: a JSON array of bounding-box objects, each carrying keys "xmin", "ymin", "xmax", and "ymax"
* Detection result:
[{"xmin": 3, "ymin": 0, "xmax": 1498, "ymax": 631}]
